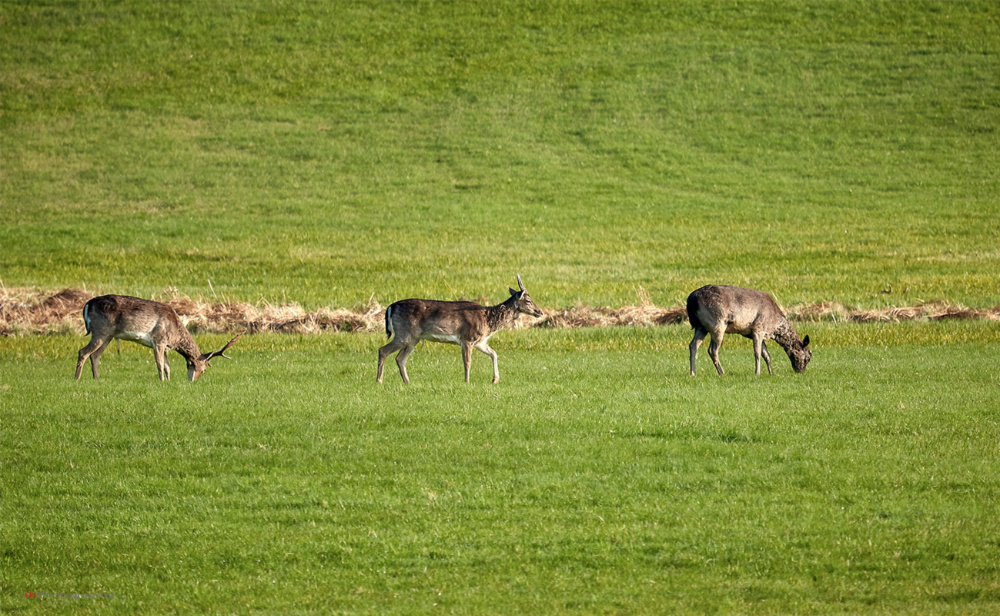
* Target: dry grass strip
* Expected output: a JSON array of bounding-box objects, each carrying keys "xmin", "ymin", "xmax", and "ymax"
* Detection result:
[
  {"xmin": 784, "ymin": 300, "xmax": 1000, "ymax": 324},
  {"xmin": 2, "ymin": 287, "xmax": 997, "ymax": 337}
]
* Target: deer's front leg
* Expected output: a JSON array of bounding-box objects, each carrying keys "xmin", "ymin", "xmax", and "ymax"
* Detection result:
[
  {"xmin": 154, "ymin": 344, "xmax": 169, "ymax": 381},
  {"xmin": 752, "ymin": 336, "xmax": 765, "ymax": 376},
  {"xmin": 461, "ymin": 342, "xmax": 474, "ymax": 383},
  {"xmin": 475, "ymin": 342, "xmax": 499, "ymax": 384}
]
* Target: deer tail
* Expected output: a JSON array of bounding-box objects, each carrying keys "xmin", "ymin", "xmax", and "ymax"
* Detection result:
[
  {"xmin": 384, "ymin": 305, "xmax": 394, "ymax": 339},
  {"xmin": 686, "ymin": 292, "xmax": 704, "ymax": 331},
  {"xmin": 82, "ymin": 301, "xmax": 92, "ymax": 335}
]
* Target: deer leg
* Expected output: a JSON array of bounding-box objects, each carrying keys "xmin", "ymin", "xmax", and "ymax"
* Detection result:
[
  {"xmin": 761, "ymin": 341, "xmax": 773, "ymax": 375},
  {"xmin": 75, "ymin": 354, "xmax": 86, "ymax": 380},
  {"xmin": 689, "ymin": 327, "xmax": 708, "ymax": 376},
  {"xmin": 377, "ymin": 338, "xmax": 406, "ymax": 384},
  {"xmin": 154, "ymin": 344, "xmax": 169, "ymax": 381},
  {"xmin": 461, "ymin": 342, "xmax": 474, "ymax": 383},
  {"xmin": 475, "ymin": 342, "xmax": 499, "ymax": 384},
  {"xmin": 76, "ymin": 337, "xmax": 102, "ymax": 380},
  {"xmin": 77, "ymin": 337, "xmax": 110, "ymax": 380},
  {"xmin": 395, "ymin": 342, "xmax": 417, "ymax": 385},
  {"xmin": 708, "ymin": 331, "xmax": 726, "ymax": 375},
  {"xmin": 90, "ymin": 339, "xmax": 112, "ymax": 379},
  {"xmin": 752, "ymin": 336, "xmax": 765, "ymax": 376}
]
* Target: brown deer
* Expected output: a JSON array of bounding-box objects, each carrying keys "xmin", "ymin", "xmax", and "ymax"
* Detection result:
[
  {"xmin": 75, "ymin": 295, "xmax": 242, "ymax": 382},
  {"xmin": 687, "ymin": 285, "xmax": 811, "ymax": 376},
  {"xmin": 377, "ymin": 275, "xmax": 545, "ymax": 384}
]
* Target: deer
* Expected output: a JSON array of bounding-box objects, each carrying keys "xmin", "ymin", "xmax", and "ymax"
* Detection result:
[
  {"xmin": 377, "ymin": 275, "xmax": 545, "ymax": 384},
  {"xmin": 687, "ymin": 285, "xmax": 811, "ymax": 377},
  {"xmin": 75, "ymin": 294, "xmax": 242, "ymax": 382}
]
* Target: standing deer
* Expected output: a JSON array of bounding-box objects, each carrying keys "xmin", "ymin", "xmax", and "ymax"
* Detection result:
[
  {"xmin": 75, "ymin": 295, "xmax": 242, "ymax": 382},
  {"xmin": 687, "ymin": 285, "xmax": 811, "ymax": 376},
  {"xmin": 377, "ymin": 275, "xmax": 545, "ymax": 384}
]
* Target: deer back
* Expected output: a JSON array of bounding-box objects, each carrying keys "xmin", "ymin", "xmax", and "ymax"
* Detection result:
[
  {"xmin": 86, "ymin": 295, "xmax": 197, "ymax": 353},
  {"xmin": 688, "ymin": 285, "xmax": 786, "ymax": 336},
  {"xmin": 388, "ymin": 299, "xmax": 489, "ymax": 344}
]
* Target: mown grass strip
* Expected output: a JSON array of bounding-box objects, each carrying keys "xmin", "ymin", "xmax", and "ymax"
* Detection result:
[{"xmin": 3, "ymin": 331, "xmax": 999, "ymax": 613}]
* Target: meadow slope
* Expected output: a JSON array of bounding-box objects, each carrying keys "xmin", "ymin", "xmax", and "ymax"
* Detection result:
[{"xmin": 2, "ymin": 0, "xmax": 998, "ymax": 308}]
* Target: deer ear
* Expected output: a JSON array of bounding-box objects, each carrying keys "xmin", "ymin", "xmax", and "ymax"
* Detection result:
[
  {"xmin": 802, "ymin": 335, "xmax": 810, "ymax": 348},
  {"xmin": 509, "ymin": 287, "xmax": 518, "ymax": 297}
]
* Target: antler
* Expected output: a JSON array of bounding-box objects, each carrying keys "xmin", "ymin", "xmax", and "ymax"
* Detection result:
[
  {"xmin": 203, "ymin": 333, "xmax": 243, "ymax": 363},
  {"xmin": 516, "ymin": 273, "xmax": 525, "ymax": 291}
]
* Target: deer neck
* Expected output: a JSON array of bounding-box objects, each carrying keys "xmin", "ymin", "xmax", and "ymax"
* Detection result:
[
  {"xmin": 772, "ymin": 318, "xmax": 803, "ymax": 351},
  {"xmin": 484, "ymin": 299, "xmax": 518, "ymax": 333},
  {"xmin": 172, "ymin": 330, "xmax": 203, "ymax": 362}
]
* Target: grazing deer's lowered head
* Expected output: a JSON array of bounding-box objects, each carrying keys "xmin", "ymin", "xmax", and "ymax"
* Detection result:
[
  {"xmin": 687, "ymin": 285, "xmax": 811, "ymax": 376},
  {"xmin": 75, "ymin": 295, "xmax": 242, "ymax": 382},
  {"xmin": 377, "ymin": 274, "xmax": 544, "ymax": 384}
]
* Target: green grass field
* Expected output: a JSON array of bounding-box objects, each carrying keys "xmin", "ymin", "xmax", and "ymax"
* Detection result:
[
  {"xmin": 3, "ymin": 324, "xmax": 1000, "ymax": 613},
  {"xmin": 2, "ymin": 0, "xmax": 1000, "ymax": 613}
]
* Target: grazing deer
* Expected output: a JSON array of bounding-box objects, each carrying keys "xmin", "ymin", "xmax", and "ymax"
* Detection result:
[
  {"xmin": 75, "ymin": 295, "xmax": 242, "ymax": 382},
  {"xmin": 377, "ymin": 275, "xmax": 545, "ymax": 384},
  {"xmin": 687, "ymin": 285, "xmax": 811, "ymax": 376}
]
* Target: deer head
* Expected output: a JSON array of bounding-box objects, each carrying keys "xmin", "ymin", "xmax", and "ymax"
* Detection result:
[
  {"xmin": 509, "ymin": 274, "xmax": 545, "ymax": 319},
  {"xmin": 190, "ymin": 333, "xmax": 243, "ymax": 381},
  {"xmin": 788, "ymin": 335, "xmax": 812, "ymax": 373}
]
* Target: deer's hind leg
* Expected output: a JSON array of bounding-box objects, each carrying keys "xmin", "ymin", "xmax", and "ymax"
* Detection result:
[
  {"xmin": 689, "ymin": 327, "xmax": 709, "ymax": 376},
  {"xmin": 377, "ymin": 336, "xmax": 413, "ymax": 384},
  {"xmin": 75, "ymin": 339, "xmax": 96, "ymax": 380},
  {"xmin": 76, "ymin": 336, "xmax": 111, "ymax": 380},
  {"xmin": 394, "ymin": 341, "xmax": 418, "ymax": 385},
  {"xmin": 90, "ymin": 339, "xmax": 112, "ymax": 379},
  {"xmin": 377, "ymin": 337, "xmax": 403, "ymax": 383},
  {"xmin": 707, "ymin": 329, "xmax": 726, "ymax": 375}
]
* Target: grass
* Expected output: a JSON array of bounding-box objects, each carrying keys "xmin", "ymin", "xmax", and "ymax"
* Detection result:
[
  {"xmin": 3, "ymin": 323, "xmax": 1000, "ymax": 613},
  {"xmin": 2, "ymin": 0, "xmax": 999, "ymax": 307}
]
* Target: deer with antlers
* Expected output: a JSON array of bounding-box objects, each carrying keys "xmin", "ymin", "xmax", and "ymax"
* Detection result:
[
  {"xmin": 75, "ymin": 295, "xmax": 242, "ymax": 382},
  {"xmin": 377, "ymin": 275, "xmax": 545, "ymax": 384}
]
